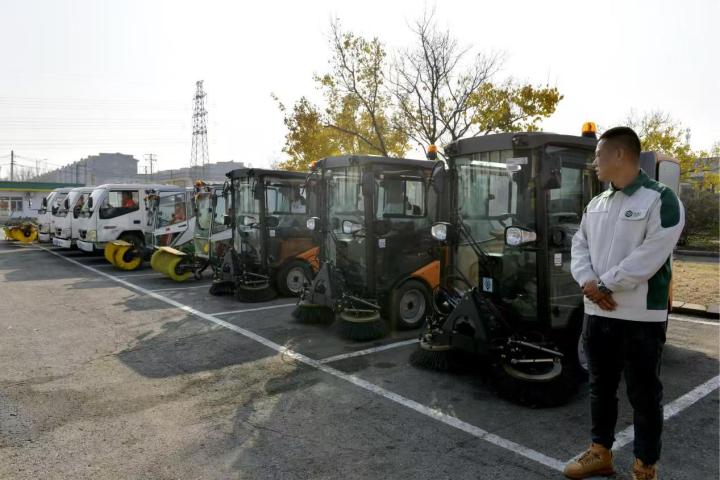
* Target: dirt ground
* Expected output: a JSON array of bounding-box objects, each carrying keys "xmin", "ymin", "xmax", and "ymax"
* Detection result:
[{"xmin": 673, "ymin": 259, "xmax": 720, "ymax": 305}]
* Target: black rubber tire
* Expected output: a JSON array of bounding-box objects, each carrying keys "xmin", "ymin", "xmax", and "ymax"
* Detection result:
[
  {"xmin": 276, "ymin": 260, "xmax": 313, "ymax": 297},
  {"xmin": 389, "ymin": 279, "xmax": 431, "ymax": 331}
]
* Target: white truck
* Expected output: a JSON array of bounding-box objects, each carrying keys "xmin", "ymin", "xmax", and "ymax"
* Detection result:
[
  {"xmin": 75, "ymin": 184, "xmax": 184, "ymax": 255},
  {"xmin": 51, "ymin": 187, "xmax": 94, "ymax": 249},
  {"xmin": 37, "ymin": 188, "xmax": 73, "ymax": 243}
]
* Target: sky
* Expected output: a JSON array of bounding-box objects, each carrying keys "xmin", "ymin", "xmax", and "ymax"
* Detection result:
[{"xmin": 0, "ymin": 0, "xmax": 717, "ymax": 177}]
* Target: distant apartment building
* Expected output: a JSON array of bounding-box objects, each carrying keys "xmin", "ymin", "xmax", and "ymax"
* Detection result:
[{"xmin": 31, "ymin": 153, "xmax": 246, "ymax": 187}]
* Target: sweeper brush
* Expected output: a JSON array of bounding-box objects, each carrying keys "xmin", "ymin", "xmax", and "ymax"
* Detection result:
[
  {"xmin": 4, "ymin": 224, "xmax": 38, "ymax": 243},
  {"xmin": 151, "ymin": 248, "xmax": 192, "ymax": 281},
  {"xmin": 234, "ymin": 283, "xmax": 278, "ymax": 303},
  {"xmin": 103, "ymin": 242, "xmax": 120, "ymax": 266},
  {"xmin": 291, "ymin": 303, "xmax": 335, "ymax": 324},
  {"xmin": 338, "ymin": 310, "xmax": 387, "ymax": 342},
  {"xmin": 112, "ymin": 241, "xmax": 142, "ymax": 271}
]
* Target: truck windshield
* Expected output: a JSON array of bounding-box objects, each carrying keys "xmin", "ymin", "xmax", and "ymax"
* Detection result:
[
  {"xmin": 79, "ymin": 189, "xmax": 105, "ymax": 218},
  {"xmin": 52, "ymin": 193, "xmax": 68, "ymax": 215},
  {"xmin": 155, "ymin": 192, "xmax": 187, "ymax": 229},
  {"xmin": 56, "ymin": 191, "xmax": 81, "ymax": 217}
]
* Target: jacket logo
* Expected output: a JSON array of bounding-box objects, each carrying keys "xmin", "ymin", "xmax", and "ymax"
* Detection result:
[{"xmin": 624, "ymin": 210, "xmax": 633, "ymax": 217}]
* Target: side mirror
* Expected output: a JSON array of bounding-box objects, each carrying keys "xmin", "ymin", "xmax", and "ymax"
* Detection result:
[
  {"xmin": 266, "ymin": 215, "xmax": 280, "ymax": 228},
  {"xmin": 223, "ymin": 214, "xmax": 232, "ymax": 226},
  {"xmin": 361, "ymin": 172, "xmax": 375, "ymax": 198},
  {"xmin": 42, "ymin": 197, "xmax": 48, "ymax": 208},
  {"xmin": 211, "ymin": 194, "xmax": 217, "ymax": 207},
  {"xmin": 542, "ymin": 156, "xmax": 562, "ymax": 190},
  {"xmin": 63, "ymin": 198, "xmax": 69, "ymax": 209},
  {"xmin": 431, "ymin": 162, "xmax": 446, "ymax": 194},
  {"xmin": 306, "ymin": 217, "xmax": 319, "ymax": 231},
  {"xmin": 505, "ymin": 226, "xmax": 537, "ymax": 246},
  {"xmin": 342, "ymin": 220, "xmax": 363, "ymax": 234},
  {"xmin": 87, "ymin": 197, "xmax": 94, "ymax": 209}
]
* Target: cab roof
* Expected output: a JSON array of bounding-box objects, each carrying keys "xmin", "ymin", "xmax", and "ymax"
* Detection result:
[
  {"xmin": 317, "ymin": 155, "xmax": 435, "ymax": 171},
  {"xmin": 92, "ymin": 183, "xmax": 185, "ymax": 191},
  {"xmin": 444, "ymin": 132, "xmax": 597, "ymax": 156},
  {"xmin": 226, "ymin": 168, "xmax": 308, "ymax": 181}
]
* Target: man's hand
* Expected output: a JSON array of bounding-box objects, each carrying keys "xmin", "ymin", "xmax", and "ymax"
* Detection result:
[{"xmin": 582, "ymin": 281, "xmax": 617, "ymax": 311}]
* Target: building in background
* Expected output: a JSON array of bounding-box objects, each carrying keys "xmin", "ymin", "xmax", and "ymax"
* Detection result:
[
  {"xmin": 30, "ymin": 153, "xmax": 247, "ymax": 187},
  {"xmin": 0, "ymin": 181, "xmax": 82, "ymax": 221}
]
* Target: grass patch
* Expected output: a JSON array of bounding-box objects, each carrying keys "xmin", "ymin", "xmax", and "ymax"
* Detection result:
[{"xmin": 673, "ymin": 259, "xmax": 720, "ymax": 306}]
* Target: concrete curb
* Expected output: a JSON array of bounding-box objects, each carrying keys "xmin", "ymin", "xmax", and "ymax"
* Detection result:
[
  {"xmin": 672, "ymin": 301, "xmax": 720, "ymax": 319},
  {"xmin": 674, "ymin": 249, "xmax": 720, "ymax": 258}
]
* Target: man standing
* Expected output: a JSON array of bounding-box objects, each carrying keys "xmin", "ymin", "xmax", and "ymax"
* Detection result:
[{"xmin": 566, "ymin": 127, "xmax": 684, "ymax": 480}]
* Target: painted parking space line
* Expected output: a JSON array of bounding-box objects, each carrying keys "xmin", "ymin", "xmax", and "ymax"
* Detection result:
[
  {"xmin": 669, "ymin": 314, "xmax": 720, "ymax": 327},
  {"xmin": 318, "ymin": 339, "xmax": 420, "ymax": 364},
  {"xmin": 0, "ymin": 248, "xmax": 43, "ymax": 254},
  {"xmin": 115, "ymin": 272, "xmax": 167, "ymax": 278},
  {"xmin": 150, "ymin": 283, "xmax": 213, "ymax": 292},
  {"xmin": 211, "ymin": 303, "xmax": 296, "ymax": 316},
  {"xmin": 41, "ymin": 246, "xmax": 567, "ymax": 474},
  {"xmin": 568, "ymin": 375, "xmax": 720, "ymax": 462}
]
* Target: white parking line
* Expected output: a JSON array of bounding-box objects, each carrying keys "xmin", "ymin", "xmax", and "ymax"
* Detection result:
[
  {"xmin": 150, "ymin": 283, "xmax": 212, "ymax": 292},
  {"xmin": 116, "ymin": 272, "xmax": 165, "ymax": 278},
  {"xmin": 319, "ymin": 339, "xmax": 420, "ymax": 364},
  {"xmin": 568, "ymin": 375, "xmax": 720, "ymax": 461},
  {"xmin": 211, "ymin": 303, "xmax": 296, "ymax": 316},
  {"xmin": 41, "ymin": 246, "xmax": 567, "ymax": 473},
  {"xmin": 0, "ymin": 248, "xmax": 42, "ymax": 254},
  {"xmin": 669, "ymin": 314, "xmax": 719, "ymax": 327}
]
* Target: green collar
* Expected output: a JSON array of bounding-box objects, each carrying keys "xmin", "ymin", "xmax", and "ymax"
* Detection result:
[{"xmin": 609, "ymin": 169, "xmax": 647, "ymax": 197}]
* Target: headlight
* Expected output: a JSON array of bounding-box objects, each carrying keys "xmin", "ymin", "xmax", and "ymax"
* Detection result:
[
  {"xmin": 39, "ymin": 223, "xmax": 49, "ymax": 233},
  {"xmin": 505, "ymin": 226, "xmax": 537, "ymax": 246},
  {"xmin": 62, "ymin": 228, "xmax": 71, "ymax": 238},
  {"xmin": 87, "ymin": 229, "xmax": 97, "ymax": 241},
  {"xmin": 431, "ymin": 223, "xmax": 448, "ymax": 241},
  {"xmin": 342, "ymin": 220, "xmax": 363, "ymax": 234},
  {"xmin": 306, "ymin": 217, "xmax": 318, "ymax": 231}
]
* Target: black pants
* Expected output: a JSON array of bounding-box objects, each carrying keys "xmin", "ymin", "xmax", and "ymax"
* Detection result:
[{"xmin": 584, "ymin": 314, "xmax": 667, "ymax": 465}]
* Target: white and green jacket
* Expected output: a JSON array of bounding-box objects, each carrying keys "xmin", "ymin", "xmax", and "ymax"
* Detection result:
[{"xmin": 571, "ymin": 170, "xmax": 685, "ymax": 322}]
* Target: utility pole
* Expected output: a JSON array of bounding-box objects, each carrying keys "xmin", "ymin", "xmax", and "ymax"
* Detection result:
[
  {"xmin": 144, "ymin": 153, "xmax": 157, "ymax": 181},
  {"xmin": 190, "ymin": 80, "xmax": 209, "ymax": 180},
  {"xmin": 10, "ymin": 150, "xmax": 14, "ymax": 181}
]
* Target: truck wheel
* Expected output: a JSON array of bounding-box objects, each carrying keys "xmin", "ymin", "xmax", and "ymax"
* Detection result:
[
  {"xmin": 276, "ymin": 260, "xmax": 313, "ymax": 297},
  {"xmin": 389, "ymin": 279, "xmax": 431, "ymax": 331}
]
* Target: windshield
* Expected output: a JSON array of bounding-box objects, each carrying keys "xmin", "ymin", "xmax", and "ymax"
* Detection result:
[
  {"xmin": 40, "ymin": 192, "xmax": 57, "ymax": 214},
  {"xmin": 326, "ymin": 165, "xmax": 366, "ymax": 283},
  {"xmin": 154, "ymin": 192, "xmax": 188, "ymax": 229},
  {"xmin": 56, "ymin": 191, "xmax": 82, "ymax": 217},
  {"xmin": 79, "ymin": 188, "xmax": 105, "ymax": 218},
  {"xmin": 233, "ymin": 178, "xmax": 263, "ymax": 262},
  {"xmin": 455, "ymin": 151, "xmax": 521, "ymax": 255},
  {"xmin": 51, "ymin": 193, "xmax": 68, "ymax": 215}
]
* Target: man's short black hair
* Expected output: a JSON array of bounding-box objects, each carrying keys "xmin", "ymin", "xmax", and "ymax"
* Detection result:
[{"xmin": 599, "ymin": 126, "xmax": 642, "ymax": 159}]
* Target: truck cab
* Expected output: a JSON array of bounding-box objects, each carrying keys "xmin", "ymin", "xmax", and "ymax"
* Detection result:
[
  {"xmin": 39, "ymin": 188, "xmax": 73, "ymax": 243},
  {"xmin": 52, "ymin": 187, "xmax": 94, "ymax": 249},
  {"xmin": 75, "ymin": 184, "xmax": 183, "ymax": 254}
]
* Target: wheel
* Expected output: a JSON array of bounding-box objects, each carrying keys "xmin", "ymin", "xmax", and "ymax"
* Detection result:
[
  {"xmin": 276, "ymin": 260, "xmax": 313, "ymax": 297},
  {"xmin": 389, "ymin": 279, "xmax": 431, "ymax": 330}
]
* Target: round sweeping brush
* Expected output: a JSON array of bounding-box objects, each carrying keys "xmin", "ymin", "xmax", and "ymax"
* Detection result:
[
  {"xmin": 292, "ymin": 303, "xmax": 336, "ymax": 324},
  {"xmin": 338, "ymin": 311, "xmax": 387, "ymax": 341}
]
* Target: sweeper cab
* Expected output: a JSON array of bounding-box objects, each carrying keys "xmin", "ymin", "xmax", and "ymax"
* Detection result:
[
  {"xmin": 211, "ymin": 168, "xmax": 320, "ymax": 301},
  {"xmin": 294, "ymin": 155, "xmax": 442, "ymax": 341},
  {"xmin": 150, "ymin": 182, "xmax": 232, "ymax": 282}
]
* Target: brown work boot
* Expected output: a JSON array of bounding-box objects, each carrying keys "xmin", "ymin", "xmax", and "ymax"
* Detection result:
[
  {"xmin": 632, "ymin": 458, "xmax": 657, "ymax": 480},
  {"xmin": 563, "ymin": 443, "xmax": 615, "ymax": 479}
]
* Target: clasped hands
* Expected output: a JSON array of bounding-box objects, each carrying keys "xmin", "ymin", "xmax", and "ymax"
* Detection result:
[{"xmin": 582, "ymin": 281, "xmax": 616, "ymax": 311}]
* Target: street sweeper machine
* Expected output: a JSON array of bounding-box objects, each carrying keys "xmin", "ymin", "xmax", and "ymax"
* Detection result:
[
  {"xmin": 411, "ymin": 126, "xmax": 603, "ymax": 406},
  {"xmin": 211, "ymin": 168, "xmax": 319, "ymax": 301},
  {"xmin": 294, "ymin": 155, "xmax": 441, "ymax": 341},
  {"xmin": 149, "ymin": 182, "xmax": 231, "ymax": 281}
]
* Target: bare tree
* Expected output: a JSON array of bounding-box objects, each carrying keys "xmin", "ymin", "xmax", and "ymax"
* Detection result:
[{"xmin": 389, "ymin": 11, "xmax": 502, "ymax": 154}]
